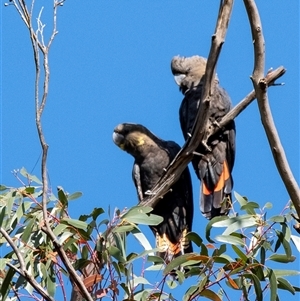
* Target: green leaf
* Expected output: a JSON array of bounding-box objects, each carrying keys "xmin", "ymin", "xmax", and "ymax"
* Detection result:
[
  {"xmin": 21, "ymin": 217, "xmax": 35, "ymax": 243},
  {"xmin": 267, "ymin": 268, "xmax": 277, "ymax": 301},
  {"xmin": 277, "ymin": 277, "xmax": 295, "ymax": 295},
  {"xmin": 107, "ymin": 246, "xmax": 126, "ymax": 263},
  {"xmin": 269, "ymin": 216, "xmax": 286, "ymax": 223},
  {"xmin": 123, "ymin": 211, "xmax": 163, "ymax": 225},
  {"xmin": 0, "ymin": 185, "xmax": 8, "ymax": 191},
  {"xmin": 164, "ymin": 253, "xmax": 199, "ymax": 275},
  {"xmin": 53, "ymin": 223, "xmax": 68, "ymax": 236},
  {"xmin": 240, "ymin": 202, "xmax": 260, "ymax": 215},
  {"xmin": 198, "ymin": 275, "xmax": 208, "ymax": 292},
  {"xmin": 268, "ymin": 254, "xmax": 296, "ymax": 263},
  {"xmin": 47, "ymin": 268, "xmax": 56, "ymax": 297},
  {"xmin": 1, "ymin": 267, "xmax": 15, "ymax": 299},
  {"xmin": 274, "ymin": 230, "xmax": 292, "ymax": 257},
  {"xmin": 5, "ymin": 192, "xmax": 15, "ymax": 220},
  {"xmin": 61, "ymin": 218, "xmax": 88, "ymax": 230},
  {"xmin": 231, "ymin": 245, "xmax": 248, "ymax": 262},
  {"xmin": 273, "ymin": 269, "xmax": 300, "ymax": 277},
  {"xmin": 25, "ymin": 186, "xmax": 35, "ymax": 194},
  {"xmin": 186, "ymin": 231, "xmax": 203, "ymax": 247},
  {"xmin": 199, "ymin": 288, "xmax": 222, "ymax": 301},
  {"xmin": 67, "ymin": 191, "xmax": 83, "ymax": 201},
  {"xmin": 167, "ymin": 279, "xmax": 178, "ymax": 289},
  {"xmin": 123, "ymin": 205, "xmax": 154, "ymax": 216},
  {"xmin": 131, "ymin": 228, "xmax": 153, "ymax": 252},
  {"xmin": 205, "ymin": 215, "xmax": 229, "ymax": 243},
  {"xmin": 15, "ymin": 201, "xmax": 30, "ymax": 224},
  {"xmin": 234, "ymin": 191, "xmax": 248, "ymax": 207},
  {"xmin": 147, "ymin": 255, "xmax": 165, "ymax": 264},
  {"xmin": 0, "ymin": 206, "xmax": 7, "ymax": 229},
  {"xmin": 222, "ymin": 216, "xmax": 258, "ymax": 235},
  {"xmin": 212, "ymin": 256, "xmax": 230, "ymax": 264},
  {"xmin": 184, "ymin": 285, "xmax": 199, "ymax": 301},
  {"xmin": 20, "ymin": 167, "xmax": 42, "ymax": 184},
  {"xmin": 126, "ymin": 249, "xmax": 159, "ymax": 264},
  {"xmin": 57, "ymin": 187, "xmax": 68, "ymax": 206},
  {"xmin": 145, "ymin": 263, "xmax": 164, "ymax": 271},
  {"xmin": 113, "ymin": 224, "xmax": 136, "ymax": 233},
  {"xmin": 215, "ymin": 235, "xmax": 245, "ymax": 246},
  {"xmin": 244, "ymin": 273, "xmax": 262, "ymax": 301},
  {"xmin": 130, "ymin": 276, "xmax": 150, "ymax": 287},
  {"xmin": 263, "ymin": 202, "xmax": 273, "ymax": 209}
]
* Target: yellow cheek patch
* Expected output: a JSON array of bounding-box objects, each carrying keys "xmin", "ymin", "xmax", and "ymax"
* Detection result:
[
  {"xmin": 136, "ymin": 136, "xmax": 145, "ymax": 146},
  {"xmin": 119, "ymin": 143, "xmax": 125, "ymax": 150}
]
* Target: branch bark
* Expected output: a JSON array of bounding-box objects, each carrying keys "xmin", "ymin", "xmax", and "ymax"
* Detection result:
[
  {"xmin": 139, "ymin": 0, "xmax": 234, "ymax": 208},
  {"xmin": 243, "ymin": 0, "xmax": 300, "ymax": 218}
]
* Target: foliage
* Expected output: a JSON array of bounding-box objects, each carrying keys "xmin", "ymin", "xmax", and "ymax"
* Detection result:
[
  {"xmin": 1, "ymin": 172, "xmax": 300, "ymax": 300},
  {"xmin": 2, "ymin": 1, "xmax": 299, "ymax": 301}
]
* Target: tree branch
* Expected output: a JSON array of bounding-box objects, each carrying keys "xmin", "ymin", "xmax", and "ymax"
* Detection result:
[
  {"xmin": 243, "ymin": 0, "xmax": 300, "ymax": 218},
  {"xmin": 139, "ymin": 0, "xmax": 234, "ymax": 208},
  {"xmin": 0, "ymin": 228, "xmax": 56, "ymax": 301}
]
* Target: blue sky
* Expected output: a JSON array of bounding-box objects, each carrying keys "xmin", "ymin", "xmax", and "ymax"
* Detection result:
[{"xmin": 2, "ymin": 1, "xmax": 299, "ymax": 300}]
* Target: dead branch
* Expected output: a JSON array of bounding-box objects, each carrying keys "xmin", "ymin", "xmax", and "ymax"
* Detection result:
[{"xmin": 243, "ymin": 0, "xmax": 300, "ymax": 217}]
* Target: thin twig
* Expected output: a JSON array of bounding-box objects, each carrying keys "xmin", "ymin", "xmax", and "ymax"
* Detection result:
[{"xmin": 243, "ymin": 0, "xmax": 300, "ymax": 217}]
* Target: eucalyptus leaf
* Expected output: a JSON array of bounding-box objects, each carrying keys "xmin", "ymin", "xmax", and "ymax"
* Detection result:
[
  {"xmin": 215, "ymin": 235, "xmax": 245, "ymax": 246},
  {"xmin": 277, "ymin": 277, "xmax": 295, "ymax": 295},
  {"xmin": 186, "ymin": 231, "xmax": 203, "ymax": 247},
  {"xmin": 234, "ymin": 191, "xmax": 248, "ymax": 207},
  {"xmin": 205, "ymin": 215, "xmax": 228, "ymax": 243},
  {"xmin": 268, "ymin": 254, "xmax": 296, "ymax": 263},
  {"xmin": 67, "ymin": 191, "xmax": 83, "ymax": 201},
  {"xmin": 273, "ymin": 269, "xmax": 300, "ymax": 277},
  {"xmin": 267, "ymin": 268, "xmax": 278, "ymax": 301},
  {"xmin": 60, "ymin": 218, "xmax": 88, "ymax": 230},
  {"xmin": 244, "ymin": 273, "xmax": 262, "ymax": 301},
  {"xmin": 199, "ymin": 288, "xmax": 222, "ymax": 301}
]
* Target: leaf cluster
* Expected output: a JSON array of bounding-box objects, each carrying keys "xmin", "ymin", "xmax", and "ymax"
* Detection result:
[{"xmin": 1, "ymin": 171, "xmax": 299, "ymax": 301}]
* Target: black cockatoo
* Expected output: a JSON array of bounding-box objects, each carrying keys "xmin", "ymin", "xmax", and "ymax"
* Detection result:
[
  {"xmin": 171, "ymin": 55, "xmax": 236, "ymax": 219},
  {"xmin": 113, "ymin": 123, "xmax": 194, "ymax": 262}
]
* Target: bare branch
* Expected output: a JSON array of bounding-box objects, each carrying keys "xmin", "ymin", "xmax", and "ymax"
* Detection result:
[
  {"xmin": 244, "ymin": 0, "xmax": 300, "ymax": 217},
  {"xmin": 216, "ymin": 66, "xmax": 286, "ymax": 130}
]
